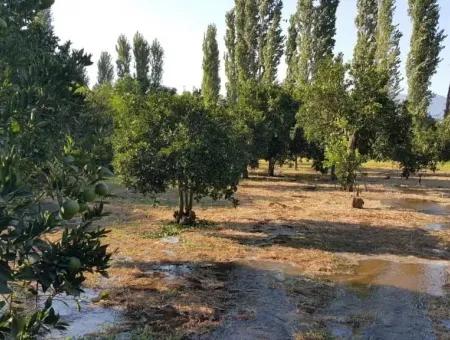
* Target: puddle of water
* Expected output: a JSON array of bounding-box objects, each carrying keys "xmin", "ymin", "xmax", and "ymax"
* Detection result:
[
  {"xmin": 45, "ymin": 289, "xmax": 124, "ymax": 339},
  {"xmin": 142, "ymin": 263, "xmax": 193, "ymax": 285},
  {"xmin": 383, "ymin": 198, "xmax": 450, "ymax": 216},
  {"xmin": 330, "ymin": 259, "xmax": 449, "ymax": 297},
  {"xmin": 425, "ymin": 223, "xmax": 450, "ymax": 231}
]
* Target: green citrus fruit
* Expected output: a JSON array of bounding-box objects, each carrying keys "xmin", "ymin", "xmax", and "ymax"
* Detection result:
[
  {"xmin": 67, "ymin": 257, "xmax": 81, "ymax": 272},
  {"xmin": 60, "ymin": 200, "xmax": 80, "ymax": 220},
  {"xmin": 95, "ymin": 182, "xmax": 109, "ymax": 196},
  {"xmin": 82, "ymin": 187, "xmax": 97, "ymax": 202}
]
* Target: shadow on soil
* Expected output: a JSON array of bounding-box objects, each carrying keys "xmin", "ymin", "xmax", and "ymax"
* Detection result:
[{"xmin": 213, "ymin": 219, "xmax": 450, "ymax": 260}]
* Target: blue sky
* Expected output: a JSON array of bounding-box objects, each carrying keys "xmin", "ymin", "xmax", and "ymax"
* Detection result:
[{"xmin": 52, "ymin": 0, "xmax": 449, "ymax": 96}]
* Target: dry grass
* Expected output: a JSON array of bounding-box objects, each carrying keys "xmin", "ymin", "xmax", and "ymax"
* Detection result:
[{"xmin": 83, "ymin": 161, "xmax": 450, "ymax": 338}]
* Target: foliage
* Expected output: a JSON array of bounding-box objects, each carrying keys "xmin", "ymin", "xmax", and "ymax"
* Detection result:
[
  {"xmin": 97, "ymin": 51, "xmax": 114, "ymax": 85},
  {"xmin": 149, "ymin": 39, "xmax": 164, "ymax": 89},
  {"xmin": 324, "ymin": 137, "xmax": 364, "ymax": 190},
  {"xmin": 116, "ymin": 34, "xmax": 132, "ymax": 78},
  {"xmin": 238, "ymin": 82, "xmax": 298, "ymax": 176},
  {"xmin": 201, "ymin": 24, "xmax": 221, "ymax": 106},
  {"xmin": 112, "ymin": 90, "xmax": 246, "ymax": 223},
  {"xmin": 224, "ymin": 9, "xmax": 238, "ymax": 104},
  {"xmin": 0, "ymin": 1, "xmax": 93, "ymax": 164},
  {"xmin": 0, "ymin": 149, "xmax": 111, "ymax": 338},
  {"xmin": 375, "ymin": 0, "xmax": 402, "ymax": 98},
  {"xmin": 133, "ymin": 32, "xmax": 151, "ymax": 93},
  {"xmin": 406, "ymin": 0, "xmax": 445, "ymax": 119}
]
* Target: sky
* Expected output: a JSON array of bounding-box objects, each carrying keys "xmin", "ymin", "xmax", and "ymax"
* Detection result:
[{"xmin": 52, "ymin": 0, "xmax": 450, "ymax": 97}]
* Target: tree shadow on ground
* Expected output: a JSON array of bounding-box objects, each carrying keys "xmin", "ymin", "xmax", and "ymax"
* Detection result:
[{"xmin": 213, "ymin": 219, "xmax": 450, "ymax": 260}]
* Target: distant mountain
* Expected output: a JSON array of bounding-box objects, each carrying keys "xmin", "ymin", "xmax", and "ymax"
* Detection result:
[
  {"xmin": 429, "ymin": 94, "xmax": 447, "ymax": 120},
  {"xmin": 398, "ymin": 93, "xmax": 447, "ymax": 120}
]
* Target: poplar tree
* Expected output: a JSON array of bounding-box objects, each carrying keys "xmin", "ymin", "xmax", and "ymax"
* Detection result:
[
  {"xmin": 149, "ymin": 39, "xmax": 164, "ymax": 88},
  {"xmin": 224, "ymin": 9, "xmax": 238, "ymax": 103},
  {"xmin": 286, "ymin": 0, "xmax": 337, "ymax": 87},
  {"xmin": 235, "ymin": 0, "xmax": 259, "ymax": 84},
  {"xmin": 260, "ymin": 0, "xmax": 284, "ymax": 84},
  {"xmin": 296, "ymin": 0, "xmax": 314, "ymax": 87},
  {"xmin": 375, "ymin": 0, "xmax": 402, "ymax": 98},
  {"xmin": 133, "ymin": 31, "xmax": 150, "ymax": 92},
  {"xmin": 97, "ymin": 51, "xmax": 114, "ymax": 85},
  {"xmin": 202, "ymin": 24, "xmax": 221, "ymax": 106},
  {"xmin": 407, "ymin": 0, "xmax": 445, "ymax": 119},
  {"xmin": 311, "ymin": 0, "xmax": 339, "ymax": 76},
  {"xmin": 116, "ymin": 34, "xmax": 131, "ymax": 78},
  {"xmin": 285, "ymin": 14, "xmax": 299, "ymax": 86},
  {"xmin": 352, "ymin": 0, "xmax": 378, "ymax": 80}
]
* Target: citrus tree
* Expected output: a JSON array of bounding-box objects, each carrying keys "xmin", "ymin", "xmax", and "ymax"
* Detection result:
[
  {"xmin": 112, "ymin": 89, "xmax": 246, "ymax": 224},
  {"xmin": 0, "ymin": 149, "xmax": 111, "ymax": 338}
]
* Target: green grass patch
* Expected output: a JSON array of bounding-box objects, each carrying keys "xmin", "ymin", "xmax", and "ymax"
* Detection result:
[{"xmin": 143, "ymin": 220, "xmax": 217, "ymax": 239}]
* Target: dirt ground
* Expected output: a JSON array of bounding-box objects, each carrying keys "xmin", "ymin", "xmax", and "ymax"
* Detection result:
[{"xmin": 84, "ymin": 161, "xmax": 450, "ymax": 339}]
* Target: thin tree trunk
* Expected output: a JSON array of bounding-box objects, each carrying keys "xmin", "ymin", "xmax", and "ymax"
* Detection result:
[
  {"xmin": 294, "ymin": 157, "xmax": 298, "ymax": 170},
  {"xmin": 177, "ymin": 185, "xmax": 184, "ymax": 223},
  {"xmin": 330, "ymin": 165, "xmax": 337, "ymax": 181},
  {"xmin": 268, "ymin": 159, "xmax": 275, "ymax": 177},
  {"xmin": 242, "ymin": 166, "xmax": 249, "ymax": 179},
  {"xmin": 347, "ymin": 133, "xmax": 357, "ymax": 192}
]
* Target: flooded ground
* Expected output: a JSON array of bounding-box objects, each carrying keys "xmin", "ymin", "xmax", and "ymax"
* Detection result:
[
  {"xmin": 205, "ymin": 260, "xmax": 300, "ymax": 340},
  {"xmin": 323, "ymin": 256, "xmax": 449, "ymax": 339},
  {"xmin": 44, "ymin": 289, "xmax": 125, "ymax": 339},
  {"xmin": 84, "ymin": 165, "xmax": 450, "ymax": 338},
  {"xmin": 383, "ymin": 198, "xmax": 450, "ymax": 216}
]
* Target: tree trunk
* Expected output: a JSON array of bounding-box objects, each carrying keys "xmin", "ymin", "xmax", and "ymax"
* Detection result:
[
  {"xmin": 268, "ymin": 159, "xmax": 275, "ymax": 177},
  {"xmin": 294, "ymin": 157, "xmax": 298, "ymax": 170},
  {"xmin": 242, "ymin": 167, "xmax": 249, "ymax": 179},
  {"xmin": 177, "ymin": 186, "xmax": 184, "ymax": 223},
  {"xmin": 330, "ymin": 165, "xmax": 337, "ymax": 181}
]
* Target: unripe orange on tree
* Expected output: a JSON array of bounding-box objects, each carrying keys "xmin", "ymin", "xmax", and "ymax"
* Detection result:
[
  {"xmin": 67, "ymin": 257, "xmax": 81, "ymax": 272},
  {"xmin": 82, "ymin": 187, "xmax": 97, "ymax": 202},
  {"xmin": 60, "ymin": 200, "xmax": 79, "ymax": 220},
  {"xmin": 95, "ymin": 182, "xmax": 109, "ymax": 196}
]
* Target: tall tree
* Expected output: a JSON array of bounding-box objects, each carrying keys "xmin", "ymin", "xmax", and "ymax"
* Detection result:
[
  {"xmin": 407, "ymin": 0, "xmax": 445, "ymax": 119},
  {"xmin": 133, "ymin": 31, "xmax": 150, "ymax": 92},
  {"xmin": 97, "ymin": 51, "xmax": 114, "ymax": 85},
  {"xmin": 285, "ymin": 0, "xmax": 338, "ymax": 86},
  {"xmin": 260, "ymin": 0, "xmax": 284, "ymax": 84},
  {"xmin": 235, "ymin": 0, "xmax": 259, "ymax": 85},
  {"xmin": 116, "ymin": 34, "xmax": 131, "ymax": 78},
  {"xmin": 149, "ymin": 38, "xmax": 164, "ymax": 88},
  {"xmin": 375, "ymin": 0, "xmax": 402, "ymax": 98},
  {"xmin": 311, "ymin": 0, "xmax": 339, "ymax": 76},
  {"xmin": 224, "ymin": 9, "xmax": 238, "ymax": 103},
  {"xmin": 285, "ymin": 13, "xmax": 299, "ymax": 86},
  {"xmin": 296, "ymin": 0, "xmax": 314, "ymax": 87},
  {"xmin": 352, "ymin": 0, "xmax": 378, "ymax": 79},
  {"xmin": 202, "ymin": 24, "xmax": 221, "ymax": 106}
]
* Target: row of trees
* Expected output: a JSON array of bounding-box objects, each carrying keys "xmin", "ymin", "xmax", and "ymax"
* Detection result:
[
  {"xmin": 90, "ymin": 0, "xmax": 449, "ymax": 226},
  {"xmin": 97, "ymin": 32, "xmax": 164, "ymax": 92}
]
